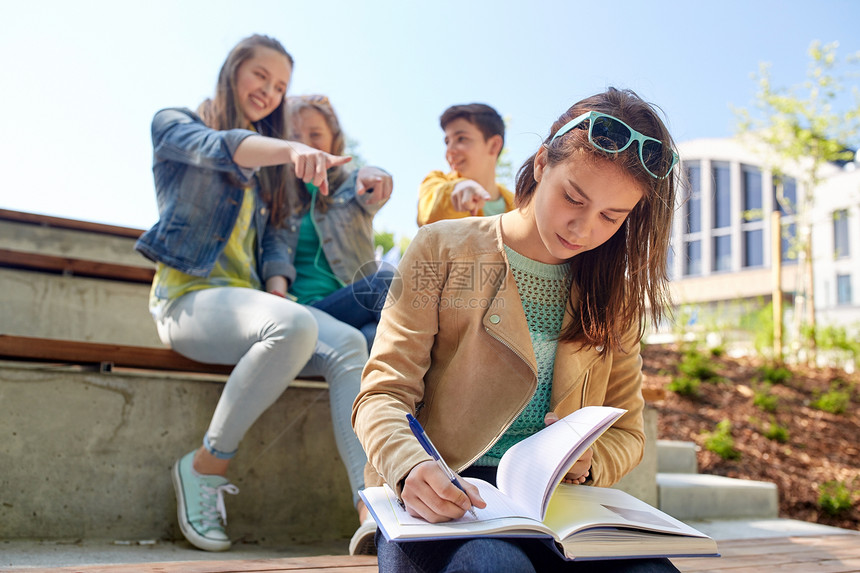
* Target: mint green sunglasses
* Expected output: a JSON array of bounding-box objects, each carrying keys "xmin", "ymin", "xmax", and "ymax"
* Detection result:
[{"xmin": 551, "ymin": 111, "xmax": 679, "ymax": 179}]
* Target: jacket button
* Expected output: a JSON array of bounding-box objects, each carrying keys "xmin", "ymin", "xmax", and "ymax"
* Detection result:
[{"xmin": 489, "ymin": 314, "xmax": 501, "ymax": 324}]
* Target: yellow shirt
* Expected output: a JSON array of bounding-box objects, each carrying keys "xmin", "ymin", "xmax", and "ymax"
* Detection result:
[
  {"xmin": 417, "ymin": 170, "xmax": 515, "ymax": 227},
  {"xmin": 149, "ymin": 188, "xmax": 260, "ymax": 315}
]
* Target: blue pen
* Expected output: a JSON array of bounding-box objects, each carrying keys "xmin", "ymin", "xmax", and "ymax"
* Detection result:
[{"xmin": 406, "ymin": 413, "xmax": 477, "ymax": 518}]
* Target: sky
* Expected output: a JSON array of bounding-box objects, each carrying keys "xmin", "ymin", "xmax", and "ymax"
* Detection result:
[{"xmin": 1, "ymin": 0, "xmax": 859, "ymax": 242}]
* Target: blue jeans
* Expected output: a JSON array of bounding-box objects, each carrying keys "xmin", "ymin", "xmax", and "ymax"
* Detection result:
[
  {"xmin": 376, "ymin": 532, "xmax": 680, "ymax": 572},
  {"xmin": 376, "ymin": 465, "xmax": 681, "ymax": 572},
  {"xmin": 310, "ymin": 269, "xmax": 393, "ymax": 350}
]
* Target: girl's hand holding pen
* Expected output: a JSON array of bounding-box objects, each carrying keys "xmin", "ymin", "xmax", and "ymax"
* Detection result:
[{"xmin": 402, "ymin": 461, "xmax": 486, "ymax": 523}]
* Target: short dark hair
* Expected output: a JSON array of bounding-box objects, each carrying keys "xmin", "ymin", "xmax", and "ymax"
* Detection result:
[{"xmin": 439, "ymin": 103, "xmax": 505, "ymax": 148}]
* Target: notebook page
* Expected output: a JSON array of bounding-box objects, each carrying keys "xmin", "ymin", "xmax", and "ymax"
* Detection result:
[{"xmin": 496, "ymin": 406, "xmax": 625, "ymax": 520}]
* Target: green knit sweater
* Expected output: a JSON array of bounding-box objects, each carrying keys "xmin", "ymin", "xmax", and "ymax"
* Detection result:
[{"xmin": 475, "ymin": 245, "xmax": 571, "ymax": 466}]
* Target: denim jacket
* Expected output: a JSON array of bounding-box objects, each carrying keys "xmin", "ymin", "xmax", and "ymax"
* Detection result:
[
  {"xmin": 275, "ymin": 169, "xmax": 389, "ymax": 287},
  {"xmin": 135, "ymin": 108, "xmax": 290, "ymax": 280}
]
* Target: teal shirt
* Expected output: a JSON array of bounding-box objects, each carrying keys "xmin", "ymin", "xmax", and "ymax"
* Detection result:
[
  {"xmin": 482, "ymin": 195, "xmax": 508, "ymax": 217},
  {"xmin": 475, "ymin": 245, "xmax": 571, "ymax": 466},
  {"xmin": 290, "ymin": 189, "xmax": 344, "ymax": 304}
]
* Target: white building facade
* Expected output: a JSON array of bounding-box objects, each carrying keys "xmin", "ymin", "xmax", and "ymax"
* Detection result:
[{"xmin": 668, "ymin": 138, "xmax": 860, "ymax": 332}]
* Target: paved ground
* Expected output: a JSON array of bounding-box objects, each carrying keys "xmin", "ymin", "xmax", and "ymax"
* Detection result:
[{"xmin": 2, "ymin": 519, "xmax": 855, "ymax": 569}]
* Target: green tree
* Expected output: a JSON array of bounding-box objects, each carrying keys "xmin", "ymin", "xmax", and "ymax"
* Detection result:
[
  {"xmin": 734, "ymin": 41, "xmax": 860, "ymax": 363},
  {"xmin": 374, "ymin": 230, "xmax": 395, "ymax": 255}
]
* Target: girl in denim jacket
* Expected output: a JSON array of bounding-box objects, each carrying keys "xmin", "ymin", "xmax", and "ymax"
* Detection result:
[
  {"xmin": 136, "ymin": 34, "xmax": 369, "ymax": 552},
  {"xmin": 354, "ymin": 88, "xmax": 682, "ymax": 572},
  {"xmin": 279, "ymin": 94, "xmax": 395, "ymax": 353},
  {"xmin": 279, "ymin": 94, "xmax": 395, "ymax": 554}
]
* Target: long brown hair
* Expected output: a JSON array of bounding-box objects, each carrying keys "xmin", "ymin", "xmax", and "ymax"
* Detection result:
[
  {"xmin": 287, "ymin": 95, "xmax": 349, "ymax": 212},
  {"xmin": 515, "ymin": 87, "xmax": 677, "ymax": 353},
  {"xmin": 197, "ymin": 34, "xmax": 297, "ymax": 227}
]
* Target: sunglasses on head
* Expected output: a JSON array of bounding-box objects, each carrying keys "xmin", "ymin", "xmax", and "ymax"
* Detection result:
[{"xmin": 550, "ymin": 111, "xmax": 679, "ymax": 179}]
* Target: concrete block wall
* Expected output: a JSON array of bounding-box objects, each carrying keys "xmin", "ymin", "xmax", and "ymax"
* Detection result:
[
  {"xmin": 0, "ymin": 364, "xmax": 356, "ymax": 544},
  {"xmin": 0, "ymin": 361, "xmax": 659, "ymax": 542}
]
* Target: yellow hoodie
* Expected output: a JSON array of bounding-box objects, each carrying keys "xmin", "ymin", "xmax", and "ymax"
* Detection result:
[{"xmin": 417, "ymin": 170, "xmax": 515, "ymax": 227}]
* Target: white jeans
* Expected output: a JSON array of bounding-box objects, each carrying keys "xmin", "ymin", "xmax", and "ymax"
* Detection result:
[{"xmin": 155, "ymin": 287, "xmax": 368, "ymax": 503}]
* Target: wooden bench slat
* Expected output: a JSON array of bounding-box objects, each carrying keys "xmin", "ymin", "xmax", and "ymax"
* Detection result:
[
  {"xmin": 0, "ymin": 208, "xmax": 145, "ymax": 239},
  {"xmin": 0, "ymin": 248, "xmax": 155, "ymax": 284},
  {"xmin": 8, "ymin": 555, "xmax": 379, "ymax": 573},
  {"xmin": 0, "ymin": 334, "xmax": 232, "ymax": 375}
]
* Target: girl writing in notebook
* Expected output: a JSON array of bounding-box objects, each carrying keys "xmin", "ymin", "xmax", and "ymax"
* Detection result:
[{"xmin": 353, "ymin": 87, "xmax": 681, "ymax": 572}]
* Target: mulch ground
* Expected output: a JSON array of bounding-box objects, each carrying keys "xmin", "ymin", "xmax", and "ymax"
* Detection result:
[{"xmin": 641, "ymin": 343, "xmax": 859, "ymax": 531}]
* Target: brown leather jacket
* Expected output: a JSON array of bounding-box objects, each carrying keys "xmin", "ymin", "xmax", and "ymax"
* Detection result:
[{"xmin": 352, "ymin": 215, "xmax": 645, "ymax": 494}]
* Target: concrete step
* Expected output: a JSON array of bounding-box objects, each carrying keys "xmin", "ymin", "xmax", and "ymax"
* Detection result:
[
  {"xmin": 0, "ymin": 267, "xmax": 161, "ymax": 347},
  {"xmin": 656, "ymin": 439, "xmax": 698, "ymax": 474},
  {"xmin": 657, "ymin": 472, "xmax": 779, "ymax": 521},
  {"xmin": 0, "ymin": 217, "xmax": 147, "ymax": 267}
]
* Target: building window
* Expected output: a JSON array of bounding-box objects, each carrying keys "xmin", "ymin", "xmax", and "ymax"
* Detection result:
[
  {"xmin": 775, "ymin": 176, "xmax": 797, "ymax": 216},
  {"xmin": 712, "ymin": 162, "xmax": 731, "ymax": 228},
  {"xmin": 837, "ymin": 274, "xmax": 852, "ymax": 306},
  {"xmin": 744, "ymin": 229, "xmax": 764, "ymax": 267},
  {"xmin": 686, "ymin": 162, "xmax": 701, "ymax": 233},
  {"xmin": 742, "ymin": 165, "xmax": 763, "ymax": 268},
  {"xmin": 682, "ymin": 161, "xmax": 702, "ymax": 276},
  {"xmin": 742, "ymin": 166, "xmax": 763, "ymax": 220},
  {"xmin": 834, "ymin": 209, "xmax": 850, "ymax": 259},
  {"xmin": 775, "ymin": 176, "xmax": 798, "ymax": 262},
  {"xmin": 713, "ymin": 235, "xmax": 732, "ymax": 272},
  {"xmin": 782, "ymin": 222, "xmax": 798, "ymax": 262},
  {"xmin": 685, "ymin": 240, "xmax": 701, "ymax": 276}
]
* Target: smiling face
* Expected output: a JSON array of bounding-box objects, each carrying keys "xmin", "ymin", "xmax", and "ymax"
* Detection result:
[
  {"xmin": 234, "ymin": 46, "xmax": 292, "ymax": 123},
  {"xmin": 291, "ymin": 107, "xmax": 335, "ymax": 154},
  {"xmin": 443, "ymin": 118, "xmax": 500, "ymax": 179},
  {"xmin": 527, "ymin": 147, "xmax": 644, "ymax": 264}
]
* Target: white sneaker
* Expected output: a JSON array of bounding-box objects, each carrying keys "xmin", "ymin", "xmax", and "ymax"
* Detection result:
[{"xmin": 348, "ymin": 517, "xmax": 378, "ymax": 555}]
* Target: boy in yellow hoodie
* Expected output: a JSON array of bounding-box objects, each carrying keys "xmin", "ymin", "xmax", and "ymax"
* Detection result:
[{"xmin": 417, "ymin": 103, "xmax": 515, "ymax": 226}]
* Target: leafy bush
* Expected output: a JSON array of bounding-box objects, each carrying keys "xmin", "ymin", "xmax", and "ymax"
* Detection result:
[
  {"xmin": 811, "ymin": 382, "xmax": 851, "ymax": 415},
  {"xmin": 763, "ymin": 419, "xmax": 790, "ymax": 443},
  {"xmin": 816, "ymin": 324, "xmax": 860, "ymax": 354},
  {"xmin": 816, "ymin": 324, "xmax": 860, "ymax": 370},
  {"xmin": 817, "ymin": 480, "xmax": 855, "ymax": 515},
  {"xmin": 759, "ymin": 364, "xmax": 792, "ymax": 385},
  {"xmin": 739, "ymin": 299, "xmax": 775, "ymax": 357},
  {"xmin": 679, "ymin": 351, "xmax": 721, "ymax": 382},
  {"xmin": 703, "ymin": 420, "xmax": 741, "ymax": 460},
  {"xmin": 668, "ymin": 375, "xmax": 700, "ymax": 397},
  {"xmin": 753, "ymin": 385, "xmax": 779, "ymax": 413}
]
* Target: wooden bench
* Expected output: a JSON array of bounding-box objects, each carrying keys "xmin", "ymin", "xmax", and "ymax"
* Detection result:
[
  {"xmin": 0, "ymin": 208, "xmax": 145, "ymax": 239},
  {"xmin": 0, "ymin": 209, "xmax": 231, "ymax": 375},
  {"xmin": 1, "ymin": 533, "xmax": 858, "ymax": 572},
  {"xmin": 0, "ymin": 334, "xmax": 233, "ymax": 375}
]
